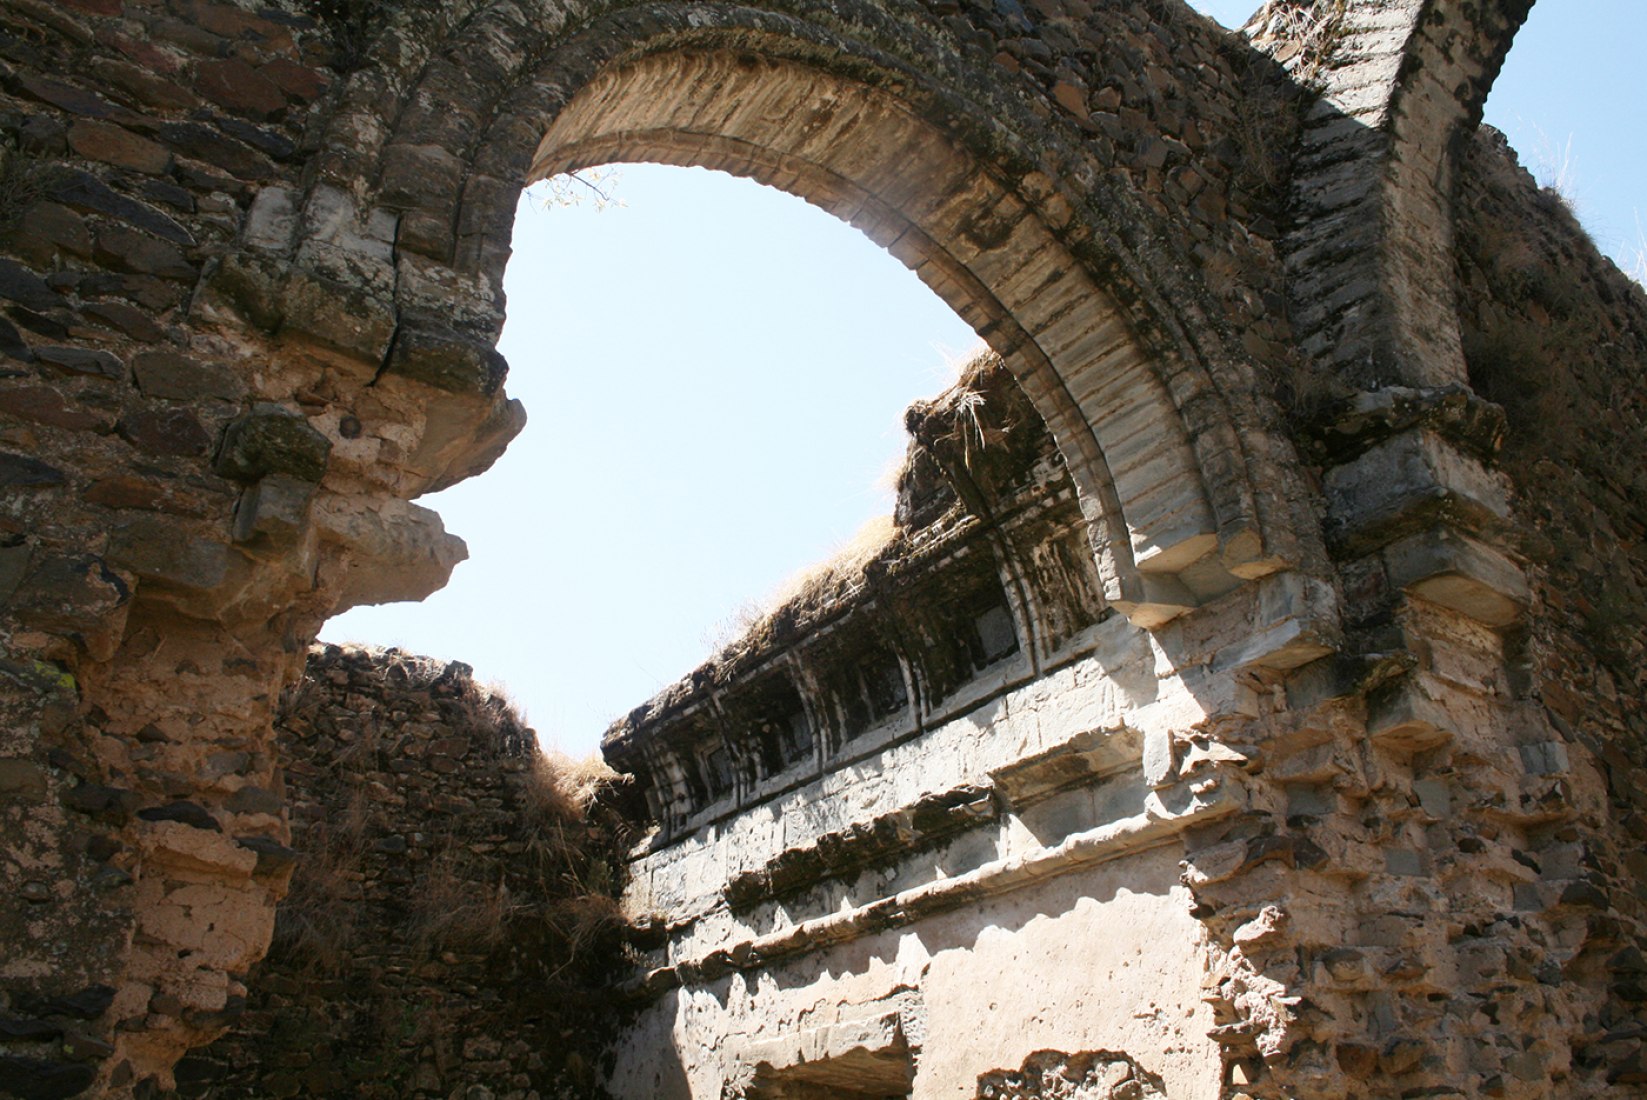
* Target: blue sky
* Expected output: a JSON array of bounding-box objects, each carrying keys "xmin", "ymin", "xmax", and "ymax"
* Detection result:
[{"xmin": 328, "ymin": 0, "xmax": 1643, "ymax": 756}]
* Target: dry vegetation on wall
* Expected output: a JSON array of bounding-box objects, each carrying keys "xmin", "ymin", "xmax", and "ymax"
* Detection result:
[
  {"xmin": 166, "ymin": 645, "xmax": 637, "ymax": 1100},
  {"xmin": 1455, "ymin": 129, "xmax": 1647, "ymax": 678}
]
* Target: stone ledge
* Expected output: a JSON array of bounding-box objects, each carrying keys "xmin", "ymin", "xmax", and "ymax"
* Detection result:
[
  {"xmin": 1306, "ymin": 384, "xmax": 1506, "ymax": 466},
  {"xmin": 1324, "ymin": 426, "xmax": 1511, "ymax": 556},
  {"xmin": 1380, "ymin": 525, "xmax": 1528, "ymax": 628},
  {"xmin": 627, "ymin": 772, "xmax": 1241, "ymax": 998}
]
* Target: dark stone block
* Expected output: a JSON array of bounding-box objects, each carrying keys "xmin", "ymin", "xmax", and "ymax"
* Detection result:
[
  {"xmin": 33, "ymin": 346, "xmax": 124, "ymax": 380},
  {"xmin": 0, "ymin": 1055, "xmax": 98, "ymax": 1099},
  {"xmin": 61, "ymin": 783, "xmax": 137, "ymax": 824},
  {"xmin": 214, "ymin": 116, "xmax": 296, "ymax": 161},
  {"xmin": 74, "ymin": 273, "xmax": 185, "ymax": 312},
  {"xmin": 234, "ymin": 835, "xmax": 298, "ymax": 876},
  {"xmin": 213, "ymin": 404, "xmax": 331, "ymax": 484},
  {"xmin": 13, "ymin": 74, "xmax": 118, "ymax": 119},
  {"xmin": 48, "ymin": 171, "xmax": 194, "ymax": 246},
  {"xmin": 81, "ymin": 302, "xmax": 165, "ymax": 343},
  {"xmin": 11, "ymin": 553, "xmax": 130, "ymax": 636},
  {"xmin": 4, "ymin": 306, "xmax": 69, "ymax": 341},
  {"xmin": 201, "ymin": 251, "xmax": 285, "ymax": 332},
  {"xmin": 0, "ymin": 384, "xmax": 114, "ymax": 432},
  {"xmin": 195, "ymin": 58, "xmax": 286, "ymax": 121},
  {"xmin": 258, "ymin": 57, "xmax": 329, "ymax": 101},
  {"xmin": 384, "ymin": 323, "xmax": 509, "ymax": 396},
  {"xmin": 20, "ymin": 985, "xmax": 115, "ymax": 1021},
  {"xmin": 0, "ymin": 258, "xmax": 64, "ymax": 312},
  {"xmin": 66, "ymin": 120, "xmax": 170, "ymax": 176},
  {"xmin": 0, "ymin": 452, "xmax": 65, "ymax": 489},
  {"xmin": 0, "ymin": 1016, "xmax": 61, "ymax": 1041},
  {"xmin": 93, "ymin": 225, "xmax": 195, "ymax": 280},
  {"xmin": 58, "ymin": 1032, "xmax": 113, "ymax": 1062},
  {"xmin": 136, "ymin": 179, "xmax": 195, "ymax": 213},
  {"xmin": 225, "ymin": 786, "xmax": 282, "ymax": 815},
  {"xmin": 0, "ymin": 316, "xmax": 32, "ymax": 362},
  {"xmin": 154, "ymin": 121, "xmax": 274, "ymax": 181},
  {"xmin": 135, "ymin": 800, "xmax": 221, "ymax": 832},
  {"xmin": 117, "ymin": 408, "xmax": 211, "ymax": 457},
  {"xmin": 131, "ymin": 351, "xmax": 245, "ymax": 402},
  {"xmin": 105, "ymin": 516, "xmax": 232, "ymax": 591}
]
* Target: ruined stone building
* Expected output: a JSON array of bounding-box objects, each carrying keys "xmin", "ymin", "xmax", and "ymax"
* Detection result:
[{"xmin": 2, "ymin": 0, "xmax": 1646, "ymax": 1097}]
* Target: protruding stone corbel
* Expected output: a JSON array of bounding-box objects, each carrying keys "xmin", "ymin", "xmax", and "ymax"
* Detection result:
[{"xmin": 1322, "ymin": 406, "xmax": 1530, "ymax": 630}]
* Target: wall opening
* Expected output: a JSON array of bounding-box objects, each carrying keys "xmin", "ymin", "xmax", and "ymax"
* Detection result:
[{"xmin": 326, "ymin": 163, "xmax": 981, "ymax": 755}]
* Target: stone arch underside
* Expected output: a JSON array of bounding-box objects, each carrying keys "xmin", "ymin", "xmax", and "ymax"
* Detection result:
[
  {"xmin": 534, "ymin": 49, "xmax": 1233, "ymax": 618},
  {"xmin": 350, "ymin": 19, "xmax": 1319, "ymax": 631},
  {"xmin": 11, "ymin": 0, "xmax": 1644, "ymax": 1097}
]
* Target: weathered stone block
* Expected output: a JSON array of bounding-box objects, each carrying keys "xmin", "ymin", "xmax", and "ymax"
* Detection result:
[
  {"xmin": 214, "ymin": 405, "xmax": 332, "ymax": 484},
  {"xmin": 383, "ymin": 323, "xmax": 509, "ymax": 396},
  {"xmin": 1324, "ymin": 428, "xmax": 1510, "ymax": 554},
  {"xmin": 9, "ymin": 553, "xmax": 130, "ymax": 657},
  {"xmin": 1367, "ymin": 677, "xmax": 1456, "ymax": 755},
  {"xmin": 200, "ymin": 250, "xmax": 287, "ymax": 332},
  {"xmin": 277, "ymin": 267, "xmax": 395, "ymax": 365},
  {"xmin": 106, "ymin": 516, "xmax": 232, "ymax": 592},
  {"xmin": 240, "ymin": 185, "xmax": 299, "ymax": 253},
  {"xmin": 312, "ymin": 495, "xmax": 467, "ymax": 611},
  {"xmin": 231, "ymin": 475, "xmax": 315, "ymax": 551},
  {"xmin": 131, "ymin": 351, "xmax": 246, "ymax": 402},
  {"xmin": 1380, "ymin": 526, "xmax": 1528, "ymax": 627}
]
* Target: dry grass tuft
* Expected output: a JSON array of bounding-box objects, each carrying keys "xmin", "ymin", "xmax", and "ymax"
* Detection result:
[
  {"xmin": 271, "ymin": 789, "xmax": 372, "ymax": 974},
  {"xmin": 524, "ymin": 749, "xmax": 618, "ymax": 823},
  {"xmin": 762, "ymin": 513, "xmax": 898, "ymax": 615}
]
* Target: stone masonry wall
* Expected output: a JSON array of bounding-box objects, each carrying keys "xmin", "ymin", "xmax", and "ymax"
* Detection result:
[
  {"xmin": 0, "ymin": 2, "xmax": 471, "ymax": 1092},
  {"xmin": 4, "ymin": 0, "xmax": 1647, "ymax": 1097},
  {"xmin": 167, "ymin": 644, "xmax": 634, "ymax": 1100},
  {"xmin": 1454, "ymin": 126, "xmax": 1647, "ymax": 1086}
]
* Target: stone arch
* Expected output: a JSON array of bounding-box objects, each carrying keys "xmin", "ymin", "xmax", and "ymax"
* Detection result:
[
  {"xmin": 531, "ymin": 48, "xmax": 1219, "ymax": 622},
  {"xmin": 274, "ymin": 1, "xmax": 1322, "ymax": 630},
  {"xmin": 1271, "ymin": 0, "xmax": 1535, "ymax": 388}
]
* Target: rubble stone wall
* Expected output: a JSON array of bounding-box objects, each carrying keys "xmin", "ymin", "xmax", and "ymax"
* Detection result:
[{"xmin": 167, "ymin": 644, "xmax": 630, "ymax": 1100}]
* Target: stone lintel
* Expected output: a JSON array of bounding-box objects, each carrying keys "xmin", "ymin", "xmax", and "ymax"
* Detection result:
[
  {"xmin": 1324, "ymin": 426, "xmax": 1510, "ymax": 556},
  {"xmin": 1381, "ymin": 525, "xmax": 1529, "ymax": 627}
]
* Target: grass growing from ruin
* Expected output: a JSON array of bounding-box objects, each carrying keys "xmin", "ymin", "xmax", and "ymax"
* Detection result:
[
  {"xmin": 405, "ymin": 746, "xmax": 625, "ymax": 962},
  {"xmin": 0, "ymin": 148, "xmax": 67, "ymax": 236},
  {"xmin": 696, "ymin": 351, "xmax": 1012, "ymax": 662}
]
